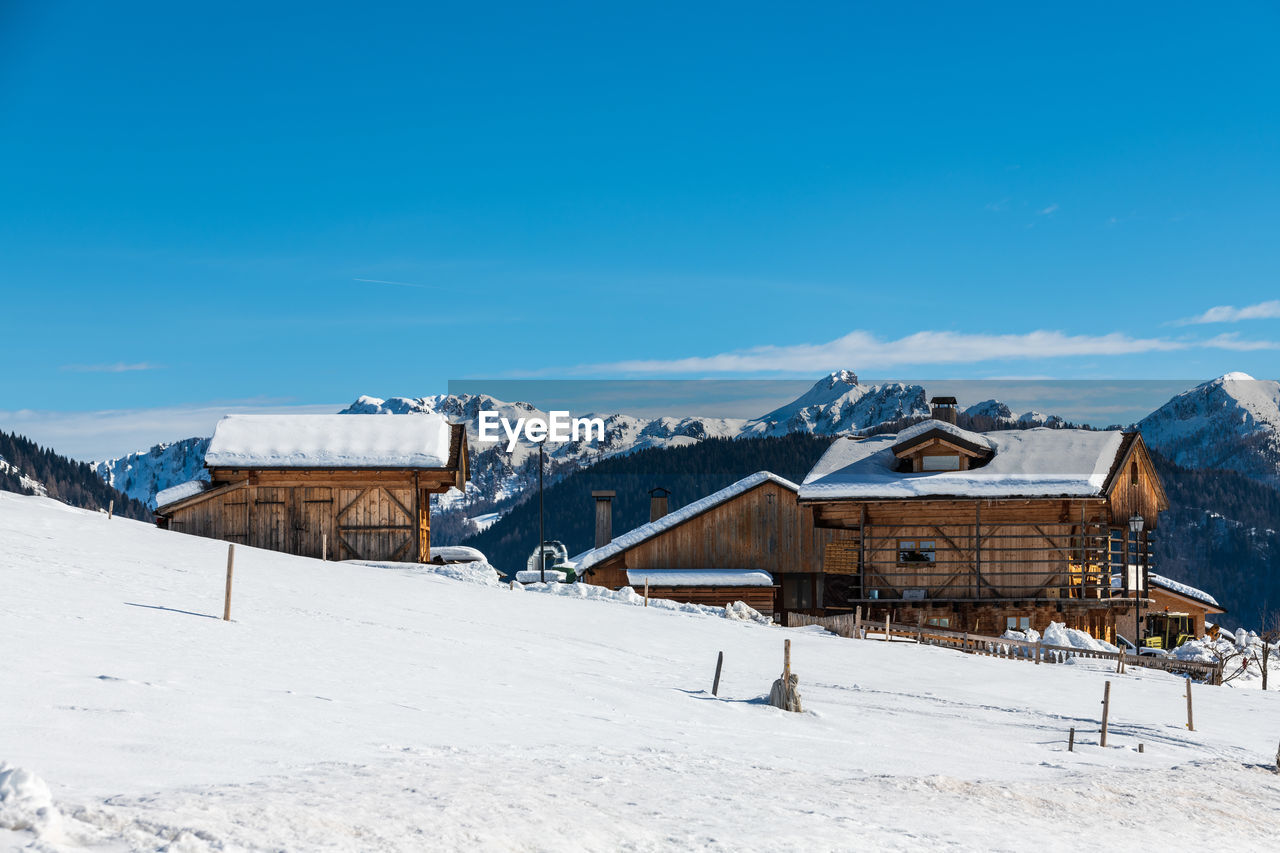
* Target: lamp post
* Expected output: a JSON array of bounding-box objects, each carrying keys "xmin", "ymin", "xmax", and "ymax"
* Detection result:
[
  {"xmin": 1129, "ymin": 513, "xmax": 1145, "ymax": 646},
  {"xmin": 538, "ymin": 440, "xmax": 545, "ymax": 584}
]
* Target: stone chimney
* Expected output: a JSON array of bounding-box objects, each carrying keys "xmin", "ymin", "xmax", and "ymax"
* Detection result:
[
  {"xmin": 649, "ymin": 487, "xmax": 671, "ymax": 522},
  {"xmin": 592, "ymin": 490, "xmax": 616, "ymax": 547},
  {"xmin": 930, "ymin": 396, "xmax": 958, "ymax": 425}
]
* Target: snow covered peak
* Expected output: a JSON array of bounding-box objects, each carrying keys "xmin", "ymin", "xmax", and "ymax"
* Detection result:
[
  {"xmin": 1140, "ymin": 374, "xmax": 1280, "ymax": 487},
  {"xmin": 964, "ymin": 399, "xmax": 1014, "ymax": 421},
  {"xmin": 744, "ymin": 378, "xmax": 929, "ymax": 437}
]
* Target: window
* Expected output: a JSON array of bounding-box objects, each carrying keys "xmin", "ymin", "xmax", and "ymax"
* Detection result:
[
  {"xmin": 926, "ymin": 617, "xmax": 951, "ymax": 627},
  {"xmin": 1130, "ymin": 459, "xmax": 1139, "ymax": 487},
  {"xmin": 921, "ymin": 454, "xmax": 961, "ymax": 471},
  {"xmin": 898, "ymin": 539, "xmax": 936, "ymax": 564},
  {"xmin": 1006, "ymin": 616, "xmax": 1031, "ymax": 632},
  {"xmin": 782, "ymin": 575, "xmax": 814, "ymax": 610}
]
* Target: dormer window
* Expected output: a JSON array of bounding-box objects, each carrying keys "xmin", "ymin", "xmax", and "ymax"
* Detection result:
[
  {"xmin": 920, "ymin": 454, "xmax": 961, "ymax": 471},
  {"xmin": 890, "ymin": 422, "xmax": 994, "ymax": 473}
]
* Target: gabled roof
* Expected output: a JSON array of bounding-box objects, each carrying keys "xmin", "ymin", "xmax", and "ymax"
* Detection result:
[
  {"xmin": 204, "ymin": 414, "xmax": 456, "ymax": 470},
  {"xmin": 799, "ymin": 427, "xmax": 1126, "ymax": 501},
  {"xmin": 573, "ymin": 471, "xmax": 798, "ymax": 571},
  {"xmin": 890, "ymin": 420, "xmax": 994, "ymax": 458}
]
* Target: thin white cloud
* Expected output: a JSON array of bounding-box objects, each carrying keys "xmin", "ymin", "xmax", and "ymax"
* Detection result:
[
  {"xmin": 0, "ymin": 400, "xmax": 343, "ymax": 461},
  {"xmin": 566, "ymin": 330, "xmax": 1194, "ymax": 376},
  {"xmin": 60, "ymin": 362, "xmax": 163, "ymax": 373},
  {"xmin": 1199, "ymin": 333, "xmax": 1280, "ymax": 351},
  {"xmin": 1173, "ymin": 300, "xmax": 1280, "ymax": 325},
  {"xmin": 1038, "ymin": 203, "xmax": 1059, "ymax": 216}
]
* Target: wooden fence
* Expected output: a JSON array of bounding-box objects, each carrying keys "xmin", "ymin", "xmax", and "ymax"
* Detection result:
[{"xmin": 786, "ymin": 611, "xmax": 1223, "ymax": 684}]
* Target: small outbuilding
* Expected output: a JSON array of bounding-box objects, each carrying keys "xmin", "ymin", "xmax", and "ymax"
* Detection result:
[
  {"xmin": 155, "ymin": 414, "xmax": 468, "ymax": 562},
  {"xmin": 573, "ymin": 471, "xmax": 853, "ymax": 617}
]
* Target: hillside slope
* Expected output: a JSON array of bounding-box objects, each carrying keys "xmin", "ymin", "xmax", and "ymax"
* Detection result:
[
  {"xmin": 0, "ymin": 430, "xmax": 149, "ymax": 520},
  {"xmin": 1, "ymin": 492, "xmax": 1278, "ymax": 851}
]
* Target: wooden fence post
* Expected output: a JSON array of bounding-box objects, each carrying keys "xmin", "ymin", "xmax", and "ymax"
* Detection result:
[
  {"xmin": 916, "ymin": 611, "xmax": 924, "ymax": 643},
  {"xmin": 783, "ymin": 638, "xmax": 792, "ymax": 683},
  {"xmin": 1100, "ymin": 680, "xmax": 1111, "ymax": 747},
  {"xmin": 883, "ymin": 614, "xmax": 890, "ymax": 642},
  {"xmin": 854, "ymin": 606, "xmax": 862, "ymax": 639},
  {"xmin": 321, "ymin": 533, "xmax": 327, "ymax": 561},
  {"xmin": 712, "ymin": 651, "xmax": 724, "ymax": 696},
  {"xmin": 644, "ymin": 580, "xmax": 649, "ymax": 607},
  {"xmin": 1035, "ymin": 641, "xmax": 1042, "ymax": 665},
  {"xmin": 1185, "ymin": 676, "xmax": 1195, "ymax": 731},
  {"xmin": 1068, "ymin": 727, "xmax": 1075, "ymax": 752},
  {"xmin": 223, "ymin": 544, "xmax": 235, "ymax": 622},
  {"xmin": 107, "ymin": 499, "xmax": 113, "ymax": 520}
]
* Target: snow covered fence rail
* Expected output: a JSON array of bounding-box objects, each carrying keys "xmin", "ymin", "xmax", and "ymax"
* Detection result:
[{"xmin": 786, "ymin": 613, "xmax": 1224, "ymax": 684}]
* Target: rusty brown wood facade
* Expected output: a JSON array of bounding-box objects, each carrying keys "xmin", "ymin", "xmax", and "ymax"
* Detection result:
[
  {"xmin": 156, "ymin": 426, "xmax": 468, "ymax": 563},
  {"xmin": 801, "ymin": 433, "xmax": 1170, "ymax": 640}
]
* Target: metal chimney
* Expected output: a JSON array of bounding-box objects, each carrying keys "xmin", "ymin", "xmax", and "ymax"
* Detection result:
[
  {"xmin": 592, "ymin": 490, "xmax": 616, "ymax": 547},
  {"xmin": 929, "ymin": 396, "xmax": 958, "ymax": 425},
  {"xmin": 649, "ymin": 487, "xmax": 671, "ymax": 522}
]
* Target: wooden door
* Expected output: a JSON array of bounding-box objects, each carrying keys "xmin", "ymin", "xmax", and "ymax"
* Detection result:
[
  {"xmin": 251, "ymin": 487, "xmax": 287, "ymax": 551},
  {"xmin": 297, "ymin": 486, "xmax": 333, "ymax": 559},
  {"xmin": 222, "ymin": 487, "xmax": 249, "ymax": 544},
  {"xmin": 335, "ymin": 486, "xmax": 416, "ymax": 562}
]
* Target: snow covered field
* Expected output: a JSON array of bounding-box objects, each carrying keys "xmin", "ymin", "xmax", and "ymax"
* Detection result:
[{"xmin": 3, "ymin": 492, "xmax": 1279, "ymax": 851}]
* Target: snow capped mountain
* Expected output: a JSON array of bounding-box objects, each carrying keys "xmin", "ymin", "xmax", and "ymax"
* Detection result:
[
  {"xmin": 742, "ymin": 371, "xmax": 930, "ymax": 436},
  {"xmin": 0, "ymin": 454, "xmax": 47, "ymax": 496},
  {"xmin": 1139, "ymin": 373, "xmax": 1280, "ymax": 488},
  {"xmin": 964, "ymin": 399, "xmax": 1014, "ymax": 421},
  {"xmin": 93, "ymin": 437, "xmax": 211, "ymax": 509}
]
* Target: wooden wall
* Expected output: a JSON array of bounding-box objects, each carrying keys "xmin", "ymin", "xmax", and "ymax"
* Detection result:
[
  {"xmin": 163, "ymin": 469, "xmax": 458, "ymax": 563},
  {"xmin": 1105, "ymin": 440, "xmax": 1166, "ymax": 528}
]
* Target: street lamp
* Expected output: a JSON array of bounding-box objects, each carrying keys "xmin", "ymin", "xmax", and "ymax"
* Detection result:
[{"xmin": 1129, "ymin": 514, "xmax": 1145, "ymax": 646}]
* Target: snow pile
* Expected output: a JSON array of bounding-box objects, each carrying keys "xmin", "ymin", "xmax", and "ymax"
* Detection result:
[
  {"xmin": 1170, "ymin": 632, "xmax": 1280, "ymax": 688},
  {"xmin": 625, "ymin": 569, "xmax": 774, "ymax": 587},
  {"xmin": 431, "ymin": 545, "xmax": 487, "ymax": 564},
  {"xmin": 346, "ymin": 559, "xmax": 503, "ymax": 587},
  {"xmin": 514, "ymin": 580, "xmax": 773, "ymax": 624},
  {"xmin": 0, "ymin": 763, "xmax": 63, "ymax": 841},
  {"xmin": 515, "ymin": 568, "xmax": 567, "ymax": 583},
  {"xmin": 205, "ymin": 414, "xmax": 453, "ymax": 469},
  {"xmin": 1001, "ymin": 622, "xmax": 1118, "ymax": 653}
]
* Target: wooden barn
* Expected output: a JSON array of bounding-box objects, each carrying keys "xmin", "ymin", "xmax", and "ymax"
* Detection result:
[
  {"xmin": 572, "ymin": 472, "xmax": 854, "ymax": 618},
  {"xmin": 797, "ymin": 404, "xmax": 1168, "ymax": 640},
  {"xmin": 154, "ymin": 414, "xmax": 468, "ymax": 562}
]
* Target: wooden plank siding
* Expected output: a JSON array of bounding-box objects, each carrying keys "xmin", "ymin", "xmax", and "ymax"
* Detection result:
[
  {"xmin": 161, "ymin": 471, "xmax": 456, "ymax": 564},
  {"xmin": 581, "ymin": 479, "xmax": 857, "ymax": 616}
]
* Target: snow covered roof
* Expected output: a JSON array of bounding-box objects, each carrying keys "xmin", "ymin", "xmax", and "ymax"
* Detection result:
[
  {"xmin": 204, "ymin": 414, "xmax": 454, "ymax": 469},
  {"xmin": 1149, "ymin": 573, "xmax": 1222, "ymax": 609},
  {"xmin": 626, "ymin": 569, "xmax": 775, "ymax": 587},
  {"xmin": 155, "ymin": 478, "xmax": 211, "ymax": 509},
  {"xmin": 574, "ymin": 471, "xmax": 798, "ymax": 570},
  {"xmin": 890, "ymin": 419, "xmax": 994, "ymax": 454},
  {"xmin": 799, "ymin": 428, "xmax": 1126, "ymax": 500}
]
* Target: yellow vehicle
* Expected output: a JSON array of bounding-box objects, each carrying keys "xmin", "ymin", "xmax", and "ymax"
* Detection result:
[{"xmin": 1144, "ymin": 612, "xmax": 1194, "ymax": 651}]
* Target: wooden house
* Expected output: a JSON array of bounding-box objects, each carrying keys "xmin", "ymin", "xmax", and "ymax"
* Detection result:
[
  {"xmin": 1118, "ymin": 574, "xmax": 1224, "ymax": 647},
  {"xmin": 154, "ymin": 414, "xmax": 468, "ymax": 562},
  {"xmin": 573, "ymin": 472, "xmax": 853, "ymax": 617},
  {"xmin": 797, "ymin": 413, "xmax": 1168, "ymax": 640}
]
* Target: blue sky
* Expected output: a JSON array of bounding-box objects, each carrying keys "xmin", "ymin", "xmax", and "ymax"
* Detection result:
[{"xmin": 2, "ymin": 2, "xmax": 1278, "ymax": 457}]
